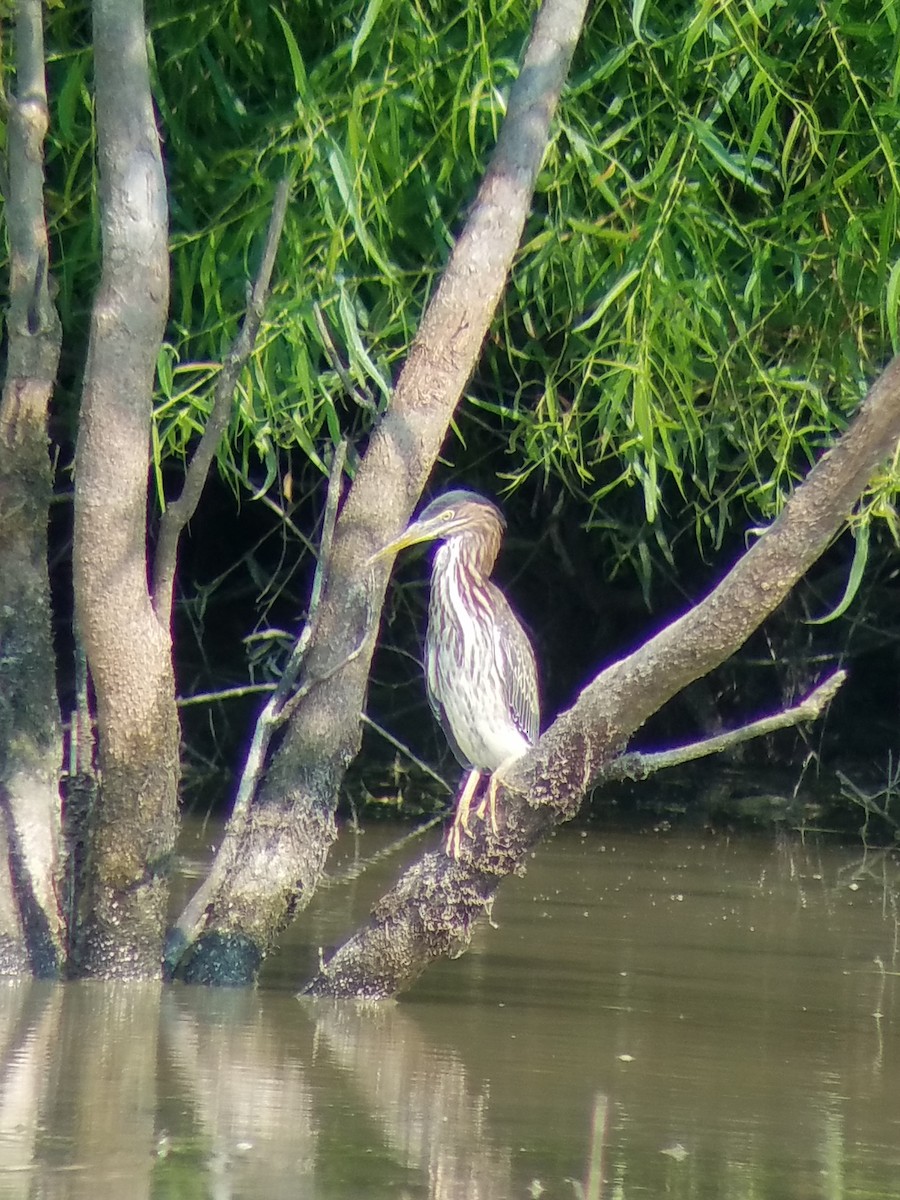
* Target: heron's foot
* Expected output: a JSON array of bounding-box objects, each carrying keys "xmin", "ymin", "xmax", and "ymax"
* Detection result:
[
  {"xmin": 444, "ymin": 804, "xmax": 474, "ymax": 859},
  {"xmin": 444, "ymin": 768, "xmax": 482, "ymax": 860},
  {"xmin": 444, "ymin": 818, "xmax": 463, "ymax": 860},
  {"xmin": 472, "ymin": 775, "xmax": 501, "ymax": 836}
]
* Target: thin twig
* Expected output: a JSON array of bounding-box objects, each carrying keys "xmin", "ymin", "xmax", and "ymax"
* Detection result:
[
  {"xmin": 605, "ymin": 669, "xmax": 847, "ymax": 781},
  {"xmin": 220, "ymin": 442, "xmax": 349, "ymax": 829},
  {"xmin": 312, "ymin": 303, "xmax": 378, "ymax": 413},
  {"xmin": 360, "ymin": 714, "xmax": 453, "ymax": 793},
  {"xmin": 176, "ymin": 682, "xmax": 274, "ymax": 708},
  {"xmin": 309, "ymin": 439, "xmax": 347, "ymax": 616},
  {"xmin": 72, "ymin": 641, "xmax": 93, "ymax": 776},
  {"xmin": 152, "ymin": 176, "xmax": 292, "ymax": 622},
  {"xmin": 176, "ymin": 682, "xmax": 451, "ymax": 787},
  {"xmin": 322, "ymin": 814, "xmax": 446, "ymax": 888},
  {"xmin": 278, "ymin": 622, "xmax": 372, "ymax": 724},
  {"xmin": 257, "ymin": 493, "xmax": 318, "ymax": 556}
]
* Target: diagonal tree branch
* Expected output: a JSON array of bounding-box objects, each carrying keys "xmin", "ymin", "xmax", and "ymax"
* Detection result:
[
  {"xmin": 606, "ymin": 669, "xmax": 846, "ymax": 779},
  {"xmin": 164, "ymin": 441, "xmax": 348, "ymax": 974},
  {"xmin": 303, "ymin": 357, "xmax": 900, "ymax": 997},
  {"xmin": 169, "ymin": 0, "xmax": 592, "ymax": 982},
  {"xmin": 522, "ymin": 357, "xmax": 900, "ymax": 811}
]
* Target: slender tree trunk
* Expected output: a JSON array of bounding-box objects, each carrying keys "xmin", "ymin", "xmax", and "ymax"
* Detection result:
[
  {"xmin": 0, "ymin": 0, "xmax": 65, "ymax": 976},
  {"xmin": 168, "ymin": 0, "xmax": 593, "ymax": 983},
  {"xmin": 70, "ymin": 0, "xmax": 179, "ymax": 978}
]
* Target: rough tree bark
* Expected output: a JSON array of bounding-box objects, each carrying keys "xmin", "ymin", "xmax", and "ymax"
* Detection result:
[
  {"xmin": 168, "ymin": 0, "xmax": 592, "ymax": 984},
  {"xmin": 302, "ymin": 357, "xmax": 900, "ymax": 996},
  {"xmin": 0, "ymin": 0, "xmax": 65, "ymax": 976},
  {"xmin": 1, "ymin": 0, "xmax": 291, "ymax": 981},
  {"xmin": 70, "ymin": 0, "xmax": 180, "ymax": 978}
]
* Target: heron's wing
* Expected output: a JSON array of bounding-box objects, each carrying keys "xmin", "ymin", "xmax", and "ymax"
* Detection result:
[
  {"xmin": 424, "ymin": 630, "xmax": 472, "ymax": 768},
  {"xmin": 491, "ymin": 586, "xmax": 540, "ymax": 745}
]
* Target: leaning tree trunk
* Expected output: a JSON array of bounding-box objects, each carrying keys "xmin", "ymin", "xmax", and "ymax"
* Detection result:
[
  {"xmin": 70, "ymin": 0, "xmax": 180, "ymax": 978},
  {"xmin": 166, "ymin": 0, "xmax": 593, "ymax": 984},
  {"xmin": 303, "ymin": 356, "xmax": 900, "ymax": 996},
  {"xmin": 0, "ymin": 0, "xmax": 65, "ymax": 976}
]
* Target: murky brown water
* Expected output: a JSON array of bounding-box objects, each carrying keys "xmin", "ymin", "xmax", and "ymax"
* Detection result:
[{"xmin": 1, "ymin": 823, "xmax": 898, "ymax": 1198}]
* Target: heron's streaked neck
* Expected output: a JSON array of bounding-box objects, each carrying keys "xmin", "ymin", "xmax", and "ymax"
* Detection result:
[{"xmin": 434, "ymin": 530, "xmax": 499, "ymax": 583}]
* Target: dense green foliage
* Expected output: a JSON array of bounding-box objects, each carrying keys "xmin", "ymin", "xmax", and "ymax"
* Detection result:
[{"xmin": 14, "ymin": 0, "xmax": 899, "ymax": 582}]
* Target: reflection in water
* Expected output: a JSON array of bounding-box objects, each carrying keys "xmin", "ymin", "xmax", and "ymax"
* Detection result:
[
  {"xmin": 311, "ymin": 1001, "xmax": 513, "ymax": 1199},
  {"xmin": 0, "ymin": 982, "xmax": 59, "ymax": 1181},
  {"xmin": 162, "ymin": 988, "xmax": 318, "ymax": 1199},
  {"xmin": 7, "ymin": 981, "xmax": 162, "ymax": 1199},
  {"xmin": 0, "ymin": 827, "xmax": 896, "ymax": 1198}
]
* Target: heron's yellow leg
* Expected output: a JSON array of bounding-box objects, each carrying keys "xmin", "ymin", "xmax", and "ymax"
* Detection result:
[
  {"xmin": 471, "ymin": 774, "xmax": 498, "ymax": 835},
  {"xmin": 473, "ymin": 754, "xmax": 520, "ymax": 836},
  {"xmin": 445, "ymin": 768, "xmax": 482, "ymax": 858}
]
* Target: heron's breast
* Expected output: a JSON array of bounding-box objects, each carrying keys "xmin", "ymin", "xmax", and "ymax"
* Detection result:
[{"xmin": 426, "ymin": 594, "xmax": 530, "ymax": 771}]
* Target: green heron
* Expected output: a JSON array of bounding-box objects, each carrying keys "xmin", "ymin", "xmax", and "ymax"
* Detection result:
[{"xmin": 370, "ymin": 490, "xmax": 540, "ymax": 855}]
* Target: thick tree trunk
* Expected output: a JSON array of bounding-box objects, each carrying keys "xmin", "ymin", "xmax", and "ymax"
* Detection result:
[
  {"xmin": 70, "ymin": 0, "xmax": 179, "ymax": 978},
  {"xmin": 0, "ymin": 0, "xmax": 65, "ymax": 976},
  {"xmin": 303, "ymin": 357, "xmax": 900, "ymax": 997},
  {"xmin": 168, "ymin": 0, "xmax": 592, "ymax": 983}
]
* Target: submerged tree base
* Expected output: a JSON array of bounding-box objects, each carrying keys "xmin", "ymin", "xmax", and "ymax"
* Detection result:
[{"xmin": 171, "ymin": 931, "xmax": 265, "ymax": 987}]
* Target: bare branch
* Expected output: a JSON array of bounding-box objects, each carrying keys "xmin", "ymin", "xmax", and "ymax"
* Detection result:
[
  {"xmin": 176, "ymin": 683, "xmax": 274, "ymax": 708},
  {"xmin": 165, "ymin": 442, "xmax": 351, "ymax": 972},
  {"xmin": 153, "ymin": 177, "xmax": 291, "ymax": 622},
  {"xmin": 607, "ymin": 669, "xmax": 847, "ymax": 779},
  {"xmin": 360, "ymin": 715, "xmax": 453, "ymax": 794},
  {"xmin": 308, "ymin": 440, "xmax": 348, "ymax": 620},
  {"xmin": 517, "ymin": 358, "xmax": 900, "ymax": 813}
]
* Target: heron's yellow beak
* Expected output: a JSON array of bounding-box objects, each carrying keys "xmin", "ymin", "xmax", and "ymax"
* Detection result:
[{"xmin": 366, "ymin": 517, "xmax": 445, "ymax": 566}]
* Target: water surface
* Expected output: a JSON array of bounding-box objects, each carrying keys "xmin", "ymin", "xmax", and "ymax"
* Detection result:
[{"xmin": 1, "ymin": 824, "xmax": 897, "ymax": 1198}]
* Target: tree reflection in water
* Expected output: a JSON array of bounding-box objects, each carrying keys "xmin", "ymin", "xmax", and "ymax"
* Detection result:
[{"xmin": 0, "ymin": 827, "xmax": 897, "ymax": 1199}]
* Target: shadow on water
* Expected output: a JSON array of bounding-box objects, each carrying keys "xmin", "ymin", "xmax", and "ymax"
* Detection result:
[{"xmin": 0, "ymin": 824, "xmax": 898, "ymax": 1198}]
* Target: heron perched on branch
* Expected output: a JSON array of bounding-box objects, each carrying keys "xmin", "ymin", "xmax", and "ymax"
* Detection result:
[{"xmin": 370, "ymin": 490, "xmax": 540, "ymax": 856}]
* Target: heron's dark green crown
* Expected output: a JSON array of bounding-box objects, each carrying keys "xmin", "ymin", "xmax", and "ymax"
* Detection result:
[
  {"xmin": 416, "ymin": 491, "xmax": 505, "ymax": 576},
  {"xmin": 417, "ymin": 490, "xmax": 505, "ymax": 531}
]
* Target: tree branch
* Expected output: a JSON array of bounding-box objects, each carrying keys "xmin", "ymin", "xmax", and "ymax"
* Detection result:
[
  {"xmin": 520, "ymin": 358, "xmax": 900, "ymax": 813},
  {"xmin": 303, "ymin": 358, "xmax": 900, "ymax": 997},
  {"xmin": 165, "ymin": 441, "xmax": 352, "ymax": 976},
  {"xmin": 607, "ymin": 669, "xmax": 846, "ymax": 779},
  {"xmin": 1, "ymin": 0, "xmax": 59, "ymax": 383},
  {"xmin": 153, "ymin": 177, "xmax": 291, "ymax": 623},
  {"xmin": 169, "ymin": 0, "xmax": 592, "ymax": 982}
]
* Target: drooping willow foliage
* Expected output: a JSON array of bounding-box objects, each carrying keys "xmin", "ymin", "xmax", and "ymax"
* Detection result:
[{"xmin": 11, "ymin": 0, "xmax": 900, "ymax": 582}]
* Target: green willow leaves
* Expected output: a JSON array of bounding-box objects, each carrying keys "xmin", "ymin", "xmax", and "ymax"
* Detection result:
[{"xmin": 17, "ymin": 0, "xmax": 900, "ymax": 578}]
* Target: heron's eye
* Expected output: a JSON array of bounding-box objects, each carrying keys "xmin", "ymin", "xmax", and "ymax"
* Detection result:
[{"xmin": 441, "ymin": 509, "xmax": 455, "ymax": 521}]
